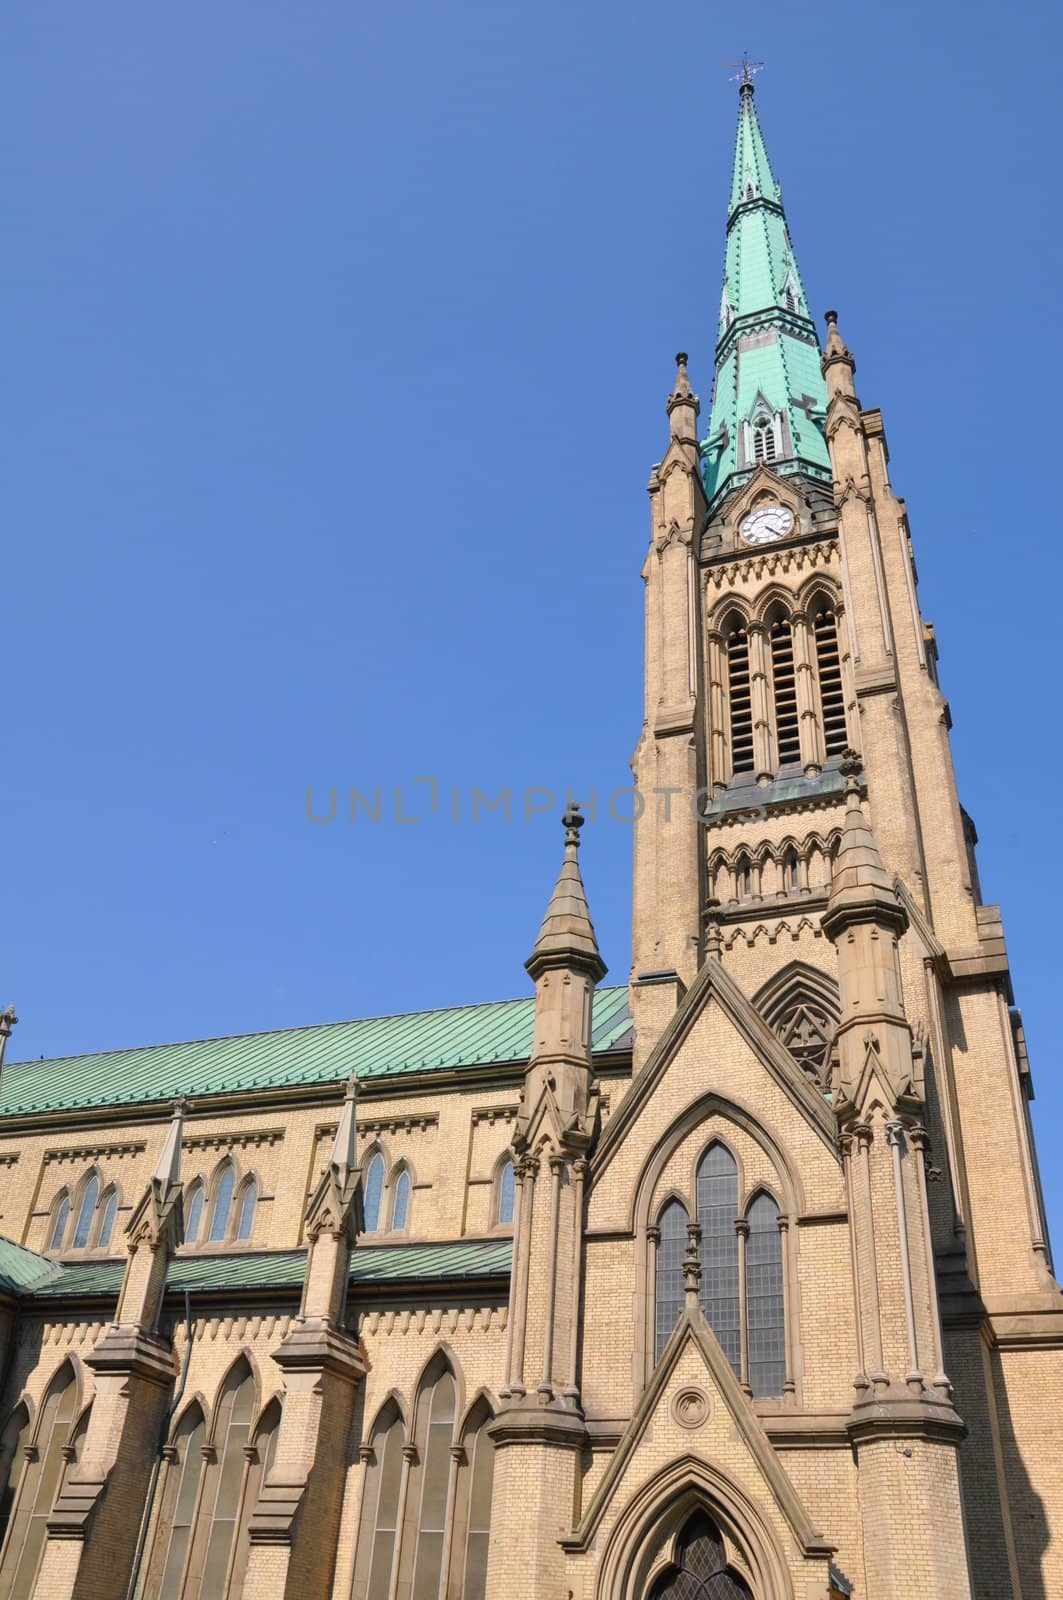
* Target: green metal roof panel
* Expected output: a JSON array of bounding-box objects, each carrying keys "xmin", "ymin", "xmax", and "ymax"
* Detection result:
[
  {"xmin": 0, "ymin": 1236, "xmax": 63, "ymax": 1296},
  {"xmin": 25, "ymin": 1240, "xmax": 512, "ymax": 1302},
  {"xmin": 0, "ymin": 986, "xmax": 632, "ymax": 1117}
]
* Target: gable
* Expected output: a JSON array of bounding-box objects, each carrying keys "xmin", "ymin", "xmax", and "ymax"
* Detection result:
[
  {"xmin": 564, "ymin": 1310, "xmax": 833, "ymax": 1599},
  {"xmin": 590, "ymin": 963, "xmax": 841, "ymax": 1232}
]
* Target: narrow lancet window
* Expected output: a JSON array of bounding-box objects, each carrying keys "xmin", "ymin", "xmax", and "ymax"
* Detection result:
[
  {"xmin": 746, "ymin": 1193, "xmax": 786, "ymax": 1396},
  {"xmin": 655, "ymin": 1199, "xmax": 689, "ymax": 1360},
  {"xmin": 697, "ymin": 1144, "xmax": 740, "ymax": 1377}
]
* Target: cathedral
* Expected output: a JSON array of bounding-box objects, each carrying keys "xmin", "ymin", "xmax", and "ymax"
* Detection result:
[{"xmin": 1, "ymin": 76, "xmax": 1060, "ymax": 1600}]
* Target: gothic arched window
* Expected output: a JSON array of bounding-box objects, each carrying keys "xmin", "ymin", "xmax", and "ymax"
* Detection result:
[
  {"xmin": 357, "ymin": 1403, "xmax": 405, "ymax": 1600},
  {"xmin": 0, "ymin": 1362, "xmax": 79, "ymax": 1595},
  {"xmin": 72, "ymin": 1174, "xmax": 100, "ymax": 1250},
  {"xmin": 226, "ymin": 1398, "xmax": 281, "ymax": 1597},
  {"xmin": 48, "ymin": 1194, "xmax": 70, "ymax": 1252},
  {"xmin": 410, "ymin": 1365, "xmax": 457, "ymax": 1599},
  {"xmin": 781, "ymin": 848, "xmax": 799, "ymax": 893},
  {"xmin": 655, "ymin": 1199, "xmax": 689, "ymax": 1360},
  {"xmin": 697, "ymin": 1144, "xmax": 740, "ymax": 1377},
  {"xmin": 455, "ymin": 1401, "xmax": 496, "ymax": 1600},
  {"xmin": 97, "ymin": 1187, "xmax": 119, "ymax": 1249},
  {"xmin": 734, "ymin": 854, "xmax": 752, "ymax": 901},
  {"xmin": 752, "ymin": 415, "xmax": 776, "ymax": 464},
  {"xmin": 812, "ymin": 605, "xmax": 847, "ymax": 757},
  {"xmin": 182, "ymin": 1359, "xmax": 256, "ymax": 1595},
  {"xmin": 648, "ymin": 1510, "xmax": 752, "ymax": 1599},
  {"xmin": 769, "ymin": 615, "xmax": 800, "ymax": 767},
  {"xmin": 207, "ymin": 1163, "xmax": 235, "ymax": 1244},
  {"xmin": 746, "ymin": 1193, "xmax": 786, "ymax": 1397},
  {"xmin": 234, "ymin": 1178, "xmax": 257, "ymax": 1242},
  {"xmin": 0, "ymin": 1403, "xmax": 30, "ymax": 1551},
  {"xmin": 184, "ymin": 1182, "xmax": 205, "ymax": 1245},
  {"xmin": 496, "ymin": 1159, "xmax": 516, "ymax": 1226},
  {"xmin": 363, "ymin": 1152, "xmax": 385, "ymax": 1233},
  {"xmin": 147, "ymin": 1402, "xmax": 206, "ymax": 1596},
  {"xmin": 391, "ymin": 1169, "xmax": 411, "ymax": 1232},
  {"xmin": 204, "ymin": 1164, "xmax": 235, "ymax": 1248}
]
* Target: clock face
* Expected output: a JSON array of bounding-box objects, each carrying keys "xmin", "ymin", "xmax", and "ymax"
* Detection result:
[{"xmin": 740, "ymin": 502, "xmax": 795, "ymax": 545}]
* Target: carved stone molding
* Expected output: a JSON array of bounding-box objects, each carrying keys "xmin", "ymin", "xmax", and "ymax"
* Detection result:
[
  {"xmin": 44, "ymin": 1141, "xmax": 145, "ymax": 1166},
  {"xmin": 471, "ymin": 1105, "xmax": 518, "ymax": 1126},
  {"xmin": 671, "ymin": 1387, "xmax": 711, "ymax": 1430},
  {"xmin": 183, "ymin": 1128, "xmax": 285, "ymax": 1153}
]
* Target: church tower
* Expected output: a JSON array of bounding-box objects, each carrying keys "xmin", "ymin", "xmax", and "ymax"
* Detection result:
[{"xmin": 623, "ymin": 66, "xmax": 1063, "ymax": 1599}]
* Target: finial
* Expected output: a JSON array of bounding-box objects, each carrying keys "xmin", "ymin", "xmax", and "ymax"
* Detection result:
[
  {"xmin": 562, "ymin": 803, "xmax": 585, "ymax": 848},
  {"xmin": 728, "ymin": 54, "xmax": 764, "ymax": 97},
  {"xmin": 344, "ymin": 1072, "xmax": 360, "ymax": 1105},
  {"xmin": 824, "ymin": 308, "xmax": 839, "ymax": 330}
]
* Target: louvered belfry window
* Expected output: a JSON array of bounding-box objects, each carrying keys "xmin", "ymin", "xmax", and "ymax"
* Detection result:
[
  {"xmin": 769, "ymin": 617, "xmax": 800, "ymax": 767},
  {"xmin": 814, "ymin": 609, "xmax": 848, "ymax": 756},
  {"xmin": 752, "ymin": 418, "xmax": 776, "ymax": 463},
  {"xmin": 726, "ymin": 628, "xmax": 754, "ymax": 776}
]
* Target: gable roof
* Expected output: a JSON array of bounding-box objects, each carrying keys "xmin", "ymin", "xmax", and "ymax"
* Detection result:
[
  {"xmin": 7, "ymin": 1238, "xmax": 512, "ymax": 1303},
  {"xmin": 0, "ymin": 1236, "xmax": 62, "ymax": 1297},
  {"xmin": 0, "ymin": 987, "xmax": 633, "ymax": 1117}
]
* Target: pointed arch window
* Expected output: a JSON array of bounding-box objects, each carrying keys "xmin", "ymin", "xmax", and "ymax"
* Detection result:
[
  {"xmin": 746, "ymin": 1194, "xmax": 786, "ymax": 1397},
  {"xmin": 725, "ymin": 621, "xmax": 754, "ymax": 777},
  {"xmin": 207, "ymin": 1164, "xmax": 235, "ymax": 1244},
  {"xmin": 752, "ymin": 415, "xmax": 777, "ymax": 464},
  {"xmin": 391, "ymin": 1169, "xmax": 411, "ymax": 1233},
  {"xmin": 496, "ymin": 1159, "xmax": 516, "ymax": 1226},
  {"xmin": 147, "ymin": 1402, "xmax": 206, "ymax": 1598},
  {"xmin": 769, "ymin": 615, "xmax": 800, "ymax": 767},
  {"xmin": 411, "ymin": 1367, "xmax": 457, "ymax": 1600},
  {"xmin": 72, "ymin": 1175, "xmax": 100, "ymax": 1251},
  {"xmin": 0, "ymin": 1403, "xmax": 30, "ymax": 1550},
  {"xmin": 226, "ymin": 1398, "xmax": 281, "ymax": 1597},
  {"xmin": 97, "ymin": 1187, "xmax": 119, "ymax": 1250},
  {"xmin": 781, "ymin": 848, "xmax": 799, "ymax": 893},
  {"xmin": 363, "ymin": 1153, "xmax": 385, "ymax": 1233},
  {"xmin": 184, "ymin": 1183, "xmax": 205, "ymax": 1245},
  {"xmin": 358, "ymin": 1404, "xmax": 405, "ymax": 1600},
  {"xmin": 455, "ymin": 1403, "xmax": 496, "ymax": 1600},
  {"xmin": 235, "ymin": 1179, "xmax": 257, "ymax": 1243},
  {"xmin": 648, "ymin": 1509, "xmax": 752, "ymax": 1599},
  {"xmin": 654, "ymin": 1199, "xmax": 689, "ymax": 1360},
  {"xmin": 813, "ymin": 606, "xmax": 847, "ymax": 757},
  {"xmin": 697, "ymin": 1144, "xmax": 740, "ymax": 1378},
  {"xmin": 182, "ymin": 1361, "xmax": 255, "ymax": 1595},
  {"xmin": 0, "ymin": 1362, "xmax": 78, "ymax": 1597},
  {"xmin": 733, "ymin": 854, "xmax": 752, "ymax": 901},
  {"xmin": 48, "ymin": 1194, "xmax": 70, "ymax": 1252}
]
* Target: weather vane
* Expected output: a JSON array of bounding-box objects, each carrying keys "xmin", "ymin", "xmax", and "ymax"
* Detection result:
[{"xmin": 728, "ymin": 54, "xmax": 764, "ymax": 89}]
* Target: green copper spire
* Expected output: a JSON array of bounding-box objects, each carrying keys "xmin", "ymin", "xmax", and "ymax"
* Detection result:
[{"xmin": 701, "ymin": 79, "xmax": 831, "ymax": 507}]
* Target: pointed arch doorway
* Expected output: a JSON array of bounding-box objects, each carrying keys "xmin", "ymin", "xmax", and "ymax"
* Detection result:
[{"xmin": 647, "ymin": 1510, "xmax": 753, "ymax": 1599}]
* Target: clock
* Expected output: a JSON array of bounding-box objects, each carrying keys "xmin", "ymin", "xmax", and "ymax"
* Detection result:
[{"xmin": 739, "ymin": 503, "xmax": 795, "ymax": 545}]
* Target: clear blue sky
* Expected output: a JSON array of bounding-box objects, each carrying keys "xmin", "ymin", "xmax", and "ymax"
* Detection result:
[{"xmin": 5, "ymin": 5, "xmax": 1062, "ymax": 1235}]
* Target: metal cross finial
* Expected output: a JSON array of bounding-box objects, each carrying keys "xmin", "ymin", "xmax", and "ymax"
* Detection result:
[{"xmin": 728, "ymin": 54, "xmax": 764, "ymax": 90}]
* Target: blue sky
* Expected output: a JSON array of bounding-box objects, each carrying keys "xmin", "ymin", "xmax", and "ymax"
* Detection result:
[{"xmin": 5, "ymin": 5, "xmax": 1062, "ymax": 1234}]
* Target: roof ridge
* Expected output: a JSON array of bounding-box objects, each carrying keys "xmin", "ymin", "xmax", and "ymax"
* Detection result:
[{"xmin": 8, "ymin": 984, "xmax": 629, "ymax": 1071}]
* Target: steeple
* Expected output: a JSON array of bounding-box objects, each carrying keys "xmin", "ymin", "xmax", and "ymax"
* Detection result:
[{"xmin": 701, "ymin": 78, "xmax": 831, "ymax": 506}]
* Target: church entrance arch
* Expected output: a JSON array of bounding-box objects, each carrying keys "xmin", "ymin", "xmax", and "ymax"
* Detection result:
[{"xmin": 646, "ymin": 1509, "xmax": 753, "ymax": 1599}]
